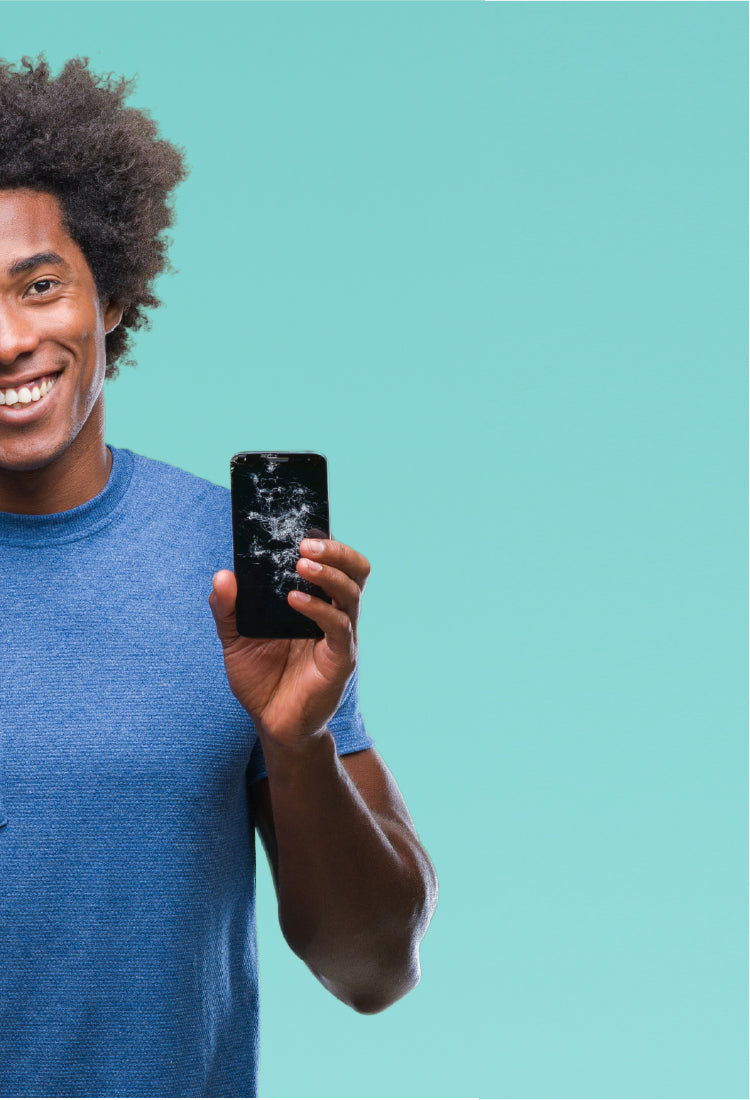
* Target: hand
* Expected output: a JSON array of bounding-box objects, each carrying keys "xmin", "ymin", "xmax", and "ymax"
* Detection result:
[{"xmin": 208, "ymin": 538, "xmax": 370, "ymax": 749}]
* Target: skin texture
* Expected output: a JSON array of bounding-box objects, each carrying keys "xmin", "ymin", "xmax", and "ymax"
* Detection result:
[
  {"xmin": 0, "ymin": 189, "xmax": 122, "ymax": 513},
  {"xmin": 210, "ymin": 562, "xmax": 439, "ymax": 1012},
  {"xmin": 1, "ymin": 186, "xmax": 438, "ymax": 1014}
]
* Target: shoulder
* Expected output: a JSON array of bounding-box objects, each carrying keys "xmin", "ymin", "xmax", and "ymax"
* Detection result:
[
  {"xmin": 121, "ymin": 447, "xmax": 229, "ymax": 501},
  {"xmin": 111, "ymin": 446, "xmax": 232, "ymax": 554},
  {"xmin": 118, "ymin": 447, "xmax": 230, "ymax": 513}
]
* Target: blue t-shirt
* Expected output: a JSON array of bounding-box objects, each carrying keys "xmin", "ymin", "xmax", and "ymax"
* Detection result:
[{"xmin": 0, "ymin": 445, "xmax": 374, "ymax": 1097}]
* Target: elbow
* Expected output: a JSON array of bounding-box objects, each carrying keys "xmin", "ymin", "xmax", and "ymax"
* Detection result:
[
  {"xmin": 348, "ymin": 954, "xmax": 422, "ymax": 1014},
  {"xmin": 332, "ymin": 868, "xmax": 438, "ymax": 1014},
  {"xmin": 323, "ymin": 940, "xmax": 423, "ymax": 1015},
  {"xmin": 283, "ymin": 855, "xmax": 438, "ymax": 1015},
  {"xmin": 289, "ymin": 921, "xmax": 427, "ymax": 1014}
]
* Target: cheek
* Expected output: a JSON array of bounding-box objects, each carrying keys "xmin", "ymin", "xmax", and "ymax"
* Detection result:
[
  {"xmin": 47, "ymin": 297, "xmax": 103, "ymax": 340},
  {"xmin": 66, "ymin": 318, "xmax": 108, "ymax": 368},
  {"xmin": 37, "ymin": 300, "xmax": 108, "ymax": 385}
]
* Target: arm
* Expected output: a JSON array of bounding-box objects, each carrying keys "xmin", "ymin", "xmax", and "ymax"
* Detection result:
[
  {"xmin": 250, "ymin": 744, "xmax": 438, "ymax": 1014},
  {"xmin": 209, "ymin": 537, "xmax": 438, "ymax": 1013}
]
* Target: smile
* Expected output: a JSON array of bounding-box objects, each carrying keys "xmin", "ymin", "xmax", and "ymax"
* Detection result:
[{"xmin": 0, "ymin": 373, "xmax": 60, "ymax": 410}]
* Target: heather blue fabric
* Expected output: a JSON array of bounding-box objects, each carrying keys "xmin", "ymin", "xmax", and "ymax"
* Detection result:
[{"xmin": 0, "ymin": 445, "xmax": 374, "ymax": 1097}]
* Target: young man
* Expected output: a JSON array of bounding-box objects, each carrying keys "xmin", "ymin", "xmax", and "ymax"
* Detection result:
[{"xmin": 0, "ymin": 56, "xmax": 437, "ymax": 1096}]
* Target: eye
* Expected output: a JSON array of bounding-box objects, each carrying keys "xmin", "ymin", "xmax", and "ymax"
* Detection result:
[{"xmin": 25, "ymin": 278, "xmax": 60, "ymax": 297}]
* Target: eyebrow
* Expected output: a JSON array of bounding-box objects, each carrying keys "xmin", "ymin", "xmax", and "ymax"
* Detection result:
[{"xmin": 8, "ymin": 251, "xmax": 68, "ymax": 278}]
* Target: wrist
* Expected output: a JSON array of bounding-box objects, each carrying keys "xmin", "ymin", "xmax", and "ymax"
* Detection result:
[{"xmin": 256, "ymin": 722, "xmax": 337, "ymax": 780}]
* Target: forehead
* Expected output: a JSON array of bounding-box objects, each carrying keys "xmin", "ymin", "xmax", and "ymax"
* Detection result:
[{"xmin": 0, "ymin": 189, "xmax": 83, "ymax": 269}]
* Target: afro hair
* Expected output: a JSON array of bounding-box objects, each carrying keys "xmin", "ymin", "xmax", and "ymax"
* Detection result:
[{"xmin": 0, "ymin": 54, "xmax": 189, "ymax": 379}]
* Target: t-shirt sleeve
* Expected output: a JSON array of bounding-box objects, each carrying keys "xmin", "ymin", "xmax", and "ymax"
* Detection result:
[{"xmin": 246, "ymin": 663, "xmax": 374, "ymax": 785}]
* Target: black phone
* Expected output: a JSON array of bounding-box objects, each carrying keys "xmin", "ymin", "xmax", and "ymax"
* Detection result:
[{"xmin": 230, "ymin": 451, "xmax": 331, "ymax": 638}]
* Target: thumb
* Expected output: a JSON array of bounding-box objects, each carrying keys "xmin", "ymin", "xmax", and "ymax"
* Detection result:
[{"xmin": 209, "ymin": 569, "xmax": 241, "ymax": 649}]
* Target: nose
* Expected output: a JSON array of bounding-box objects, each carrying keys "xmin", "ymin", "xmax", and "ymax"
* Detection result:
[{"xmin": 0, "ymin": 299, "xmax": 41, "ymax": 364}]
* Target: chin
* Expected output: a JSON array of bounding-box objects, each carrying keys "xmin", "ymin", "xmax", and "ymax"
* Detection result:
[{"xmin": 0, "ymin": 434, "xmax": 70, "ymax": 474}]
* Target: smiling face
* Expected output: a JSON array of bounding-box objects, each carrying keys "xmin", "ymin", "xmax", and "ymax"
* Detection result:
[{"xmin": 0, "ymin": 188, "xmax": 122, "ymax": 487}]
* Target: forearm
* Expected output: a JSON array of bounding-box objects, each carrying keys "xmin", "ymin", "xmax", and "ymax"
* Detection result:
[{"xmin": 257, "ymin": 727, "xmax": 437, "ymax": 1013}]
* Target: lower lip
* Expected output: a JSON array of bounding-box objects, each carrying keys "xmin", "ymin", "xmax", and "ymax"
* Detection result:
[{"xmin": 0, "ymin": 374, "xmax": 63, "ymax": 426}]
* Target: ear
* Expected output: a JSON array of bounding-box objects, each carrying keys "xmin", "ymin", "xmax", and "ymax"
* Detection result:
[{"xmin": 103, "ymin": 301, "xmax": 124, "ymax": 334}]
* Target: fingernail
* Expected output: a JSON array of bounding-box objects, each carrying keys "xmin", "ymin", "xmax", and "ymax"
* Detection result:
[
  {"xmin": 304, "ymin": 539, "xmax": 325, "ymax": 555},
  {"xmin": 304, "ymin": 558, "xmax": 323, "ymax": 573},
  {"xmin": 293, "ymin": 589, "xmax": 311, "ymax": 602}
]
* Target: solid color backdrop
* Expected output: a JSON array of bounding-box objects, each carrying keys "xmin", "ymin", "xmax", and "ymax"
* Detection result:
[{"xmin": 1, "ymin": 3, "xmax": 747, "ymax": 1098}]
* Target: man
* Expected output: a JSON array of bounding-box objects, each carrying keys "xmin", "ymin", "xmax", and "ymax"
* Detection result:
[{"xmin": 0, "ymin": 56, "xmax": 437, "ymax": 1096}]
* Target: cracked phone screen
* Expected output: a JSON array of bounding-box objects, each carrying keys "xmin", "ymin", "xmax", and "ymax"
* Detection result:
[{"xmin": 230, "ymin": 452, "xmax": 330, "ymax": 638}]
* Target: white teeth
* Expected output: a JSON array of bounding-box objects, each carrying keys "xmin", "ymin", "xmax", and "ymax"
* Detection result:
[{"xmin": 0, "ymin": 375, "xmax": 57, "ymax": 409}]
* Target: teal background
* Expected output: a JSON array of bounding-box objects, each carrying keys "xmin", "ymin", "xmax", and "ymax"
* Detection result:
[{"xmin": 1, "ymin": 3, "xmax": 747, "ymax": 1097}]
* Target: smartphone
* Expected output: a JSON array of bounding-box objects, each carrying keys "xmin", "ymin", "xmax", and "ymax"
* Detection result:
[{"xmin": 230, "ymin": 452, "xmax": 331, "ymax": 638}]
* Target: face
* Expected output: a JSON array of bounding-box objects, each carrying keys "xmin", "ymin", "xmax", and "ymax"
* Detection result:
[{"xmin": 0, "ymin": 188, "xmax": 122, "ymax": 473}]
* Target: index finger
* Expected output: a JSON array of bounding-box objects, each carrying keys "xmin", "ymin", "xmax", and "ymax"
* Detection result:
[{"xmin": 299, "ymin": 537, "xmax": 371, "ymax": 590}]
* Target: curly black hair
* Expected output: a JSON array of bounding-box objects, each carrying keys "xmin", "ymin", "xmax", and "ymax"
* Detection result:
[{"xmin": 0, "ymin": 54, "xmax": 188, "ymax": 379}]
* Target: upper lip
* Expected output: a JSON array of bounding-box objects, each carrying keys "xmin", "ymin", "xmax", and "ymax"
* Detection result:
[{"xmin": 0, "ymin": 369, "xmax": 62, "ymax": 389}]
